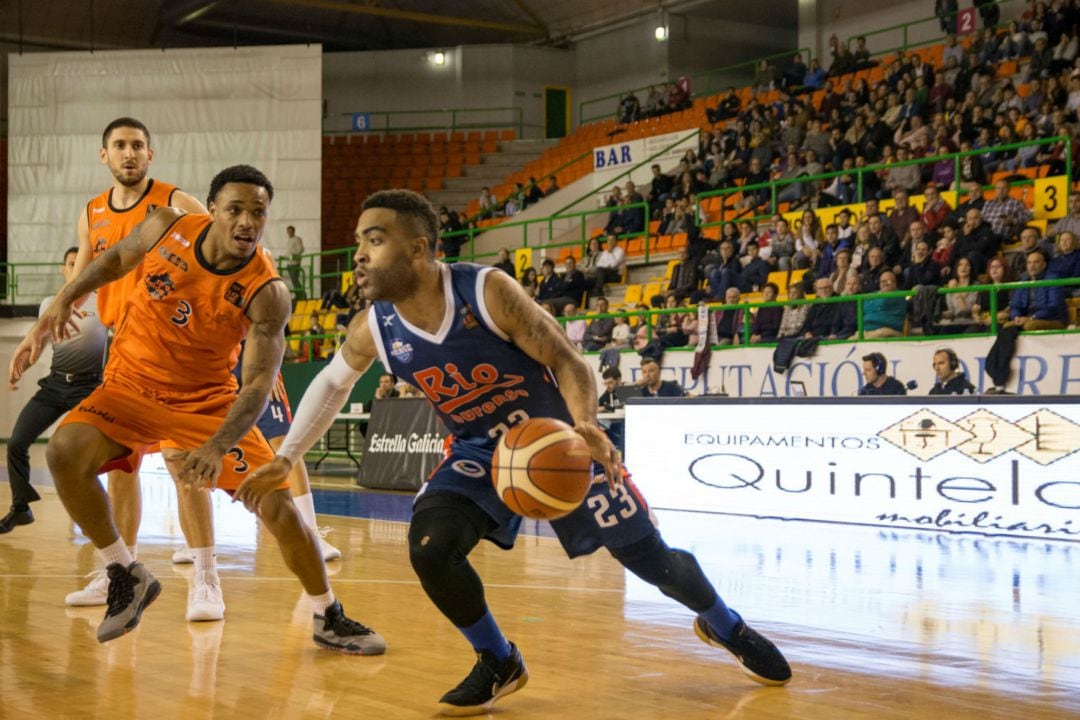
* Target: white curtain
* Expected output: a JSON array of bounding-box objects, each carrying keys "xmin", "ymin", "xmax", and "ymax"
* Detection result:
[{"xmin": 7, "ymin": 44, "xmax": 322, "ymax": 299}]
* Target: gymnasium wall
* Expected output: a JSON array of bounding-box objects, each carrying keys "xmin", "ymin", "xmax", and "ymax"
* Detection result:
[{"xmin": 6, "ymin": 44, "xmax": 322, "ymax": 297}]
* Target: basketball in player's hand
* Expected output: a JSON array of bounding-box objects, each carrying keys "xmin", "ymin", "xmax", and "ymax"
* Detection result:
[{"xmin": 492, "ymin": 417, "xmax": 593, "ymax": 520}]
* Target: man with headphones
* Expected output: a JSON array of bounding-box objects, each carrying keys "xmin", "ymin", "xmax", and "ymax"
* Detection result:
[
  {"xmin": 859, "ymin": 353, "xmax": 907, "ymax": 395},
  {"xmin": 929, "ymin": 348, "xmax": 976, "ymax": 395}
]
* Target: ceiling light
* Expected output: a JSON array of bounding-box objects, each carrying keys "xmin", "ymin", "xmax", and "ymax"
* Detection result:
[
  {"xmin": 432, "ymin": 51, "xmax": 446, "ymax": 66},
  {"xmin": 654, "ymin": 25, "xmax": 668, "ymax": 42}
]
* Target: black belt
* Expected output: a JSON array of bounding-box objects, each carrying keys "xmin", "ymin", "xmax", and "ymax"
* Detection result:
[{"xmin": 51, "ymin": 371, "xmax": 102, "ymax": 384}]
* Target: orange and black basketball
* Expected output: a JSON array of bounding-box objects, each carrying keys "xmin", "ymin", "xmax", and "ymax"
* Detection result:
[{"xmin": 492, "ymin": 417, "xmax": 593, "ymax": 520}]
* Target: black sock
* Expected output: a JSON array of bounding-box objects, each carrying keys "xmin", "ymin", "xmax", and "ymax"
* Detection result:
[{"xmin": 12, "ymin": 503, "xmax": 30, "ymax": 513}]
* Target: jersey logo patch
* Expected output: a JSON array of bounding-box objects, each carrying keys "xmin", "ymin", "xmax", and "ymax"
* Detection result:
[
  {"xmin": 460, "ymin": 304, "xmax": 479, "ymax": 330},
  {"xmin": 158, "ymin": 245, "xmax": 189, "ymax": 271},
  {"xmin": 224, "ymin": 282, "xmax": 246, "ymax": 308},
  {"xmin": 145, "ymin": 203, "xmax": 158, "ymax": 217},
  {"xmin": 91, "ymin": 219, "xmax": 110, "ymax": 230},
  {"xmin": 381, "ymin": 313, "xmax": 397, "ymax": 327},
  {"xmin": 145, "ymin": 272, "xmax": 175, "ymax": 300},
  {"xmin": 389, "ymin": 338, "xmax": 414, "ymax": 363},
  {"xmin": 93, "ymin": 237, "xmax": 107, "ymax": 256}
]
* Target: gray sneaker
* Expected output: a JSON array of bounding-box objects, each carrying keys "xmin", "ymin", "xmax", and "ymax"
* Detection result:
[
  {"xmin": 313, "ymin": 600, "xmax": 386, "ymax": 655},
  {"xmin": 96, "ymin": 562, "xmax": 162, "ymax": 643}
]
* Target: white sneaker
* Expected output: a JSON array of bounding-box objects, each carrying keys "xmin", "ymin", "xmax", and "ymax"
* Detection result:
[
  {"xmin": 186, "ymin": 577, "xmax": 225, "ymax": 622},
  {"xmin": 65, "ymin": 569, "xmax": 109, "ymax": 606},
  {"xmin": 173, "ymin": 546, "xmax": 195, "ymax": 564},
  {"xmin": 317, "ymin": 527, "xmax": 342, "ymax": 561}
]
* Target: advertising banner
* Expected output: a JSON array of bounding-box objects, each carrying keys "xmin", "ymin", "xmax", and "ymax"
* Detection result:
[
  {"xmin": 592, "ymin": 130, "xmax": 699, "ymax": 191},
  {"xmin": 625, "ymin": 398, "xmax": 1080, "ymax": 542},
  {"xmin": 360, "ymin": 398, "xmax": 447, "ymax": 491},
  {"xmin": 585, "ymin": 334, "xmax": 1080, "ymax": 398}
]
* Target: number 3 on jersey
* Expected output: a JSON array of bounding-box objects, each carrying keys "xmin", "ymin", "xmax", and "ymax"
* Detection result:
[{"xmin": 171, "ymin": 300, "xmax": 193, "ymax": 327}]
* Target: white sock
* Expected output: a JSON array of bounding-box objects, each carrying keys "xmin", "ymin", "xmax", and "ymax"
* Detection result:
[
  {"xmin": 293, "ymin": 492, "xmax": 318, "ymax": 531},
  {"xmin": 127, "ymin": 545, "xmax": 137, "ymax": 560},
  {"xmin": 98, "ymin": 538, "xmax": 134, "ymax": 568},
  {"xmin": 309, "ymin": 589, "xmax": 336, "ymax": 614},
  {"xmin": 191, "ymin": 547, "xmax": 218, "ymax": 581}
]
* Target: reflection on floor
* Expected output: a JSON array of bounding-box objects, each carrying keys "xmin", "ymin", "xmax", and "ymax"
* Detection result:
[{"xmin": 0, "ymin": 470, "xmax": 1077, "ymax": 719}]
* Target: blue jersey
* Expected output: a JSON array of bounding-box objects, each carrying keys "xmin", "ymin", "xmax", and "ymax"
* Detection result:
[
  {"xmin": 370, "ymin": 262, "xmax": 657, "ymax": 557},
  {"xmin": 369, "ymin": 263, "xmax": 574, "ymax": 453},
  {"xmin": 233, "ymin": 341, "xmax": 292, "ymax": 440}
]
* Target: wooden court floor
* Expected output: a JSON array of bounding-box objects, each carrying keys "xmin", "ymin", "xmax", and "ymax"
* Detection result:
[{"xmin": 1, "ymin": 464, "xmax": 1078, "ymax": 719}]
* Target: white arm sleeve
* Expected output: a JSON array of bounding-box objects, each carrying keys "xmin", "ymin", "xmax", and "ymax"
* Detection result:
[{"xmin": 275, "ymin": 351, "xmax": 364, "ymax": 466}]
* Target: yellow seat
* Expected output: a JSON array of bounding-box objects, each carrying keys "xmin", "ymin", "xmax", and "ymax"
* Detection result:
[
  {"xmin": 665, "ymin": 259, "xmax": 679, "ymax": 280},
  {"xmin": 623, "ymin": 284, "xmax": 643, "ymax": 305},
  {"xmin": 341, "ymin": 270, "xmax": 354, "ymax": 293},
  {"xmin": 767, "ymin": 270, "xmax": 789, "ymax": 293},
  {"xmin": 642, "ymin": 282, "xmax": 664, "ymax": 302}
]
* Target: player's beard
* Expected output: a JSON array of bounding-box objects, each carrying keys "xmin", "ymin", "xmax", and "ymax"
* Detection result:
[
  {"xmin": 362, "ymin": 261, "xmax": 419, "ymax": 303},
  {"xmin": 111, "ymin": 163, "xmax": 148, "ymax": 188}
]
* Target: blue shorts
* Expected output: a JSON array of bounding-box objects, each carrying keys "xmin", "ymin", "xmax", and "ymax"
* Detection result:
[
  {"xmin": 415, "ymin": 440, "xmax": 656, "ymax": 558},
  {"xmin": 255, "ymin": 396, "xmax": 292, "ymax": 440}
]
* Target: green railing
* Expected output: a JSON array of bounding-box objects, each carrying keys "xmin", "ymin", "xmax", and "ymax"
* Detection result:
[
  {"xmin": 276, "ymin": 247, "xmax": 355, "ymax": 301},
  {"xmin": 578, "ymin": 47, "xmax": 812, "ymax": 125},
  {"xmin": 696, "ymin": 135, "xmax": 1071, "ymax": 227},
  {"xmin": 1, "ymin": 261, "xmax": 68, "ymax": 306},
  {"xmin": 846, "ymin": 0, "xmax": 1019, "ymax": 60},
  {"xmin": 444, "ymin": 201, "xmax": 652, "ymax": 264},
  {"xmin": 332, "ymin": 106, "xmax": 523, "ymax": 138},
  {"xmin": 556, "ymin": 276, "xmax": 1080, "ymax": 349}
]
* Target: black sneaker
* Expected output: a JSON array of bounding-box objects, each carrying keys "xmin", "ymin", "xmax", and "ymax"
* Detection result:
[
  {"xmin": 313, "ymin": 600, "xmax": 386, "ymax": 655},
  {"xmin": 97, "ymin": 562, "xmax": 162, "ymax": 643},
  {"xmin": 0, "ymin": 507, "xmax": 34, "ymax": 534},
  {"xmin": 438, "ymin": 641, "xmax": 528, "ymax": 716},
  {"xmin": 694, "ymin": 617, "xmax": 792, "ymax": 686}
]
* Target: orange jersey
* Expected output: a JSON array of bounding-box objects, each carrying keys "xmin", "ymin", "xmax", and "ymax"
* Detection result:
[
  {"xmin": 106, "ymin": 212, "xmax": 283, "ymax": 397},
  {"xmin": 86, "ymin": 179, "xmax": 179, "ymax": 329}
]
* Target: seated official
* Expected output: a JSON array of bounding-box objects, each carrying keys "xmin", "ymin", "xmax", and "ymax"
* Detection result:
[
  {"xmin": 928, "ymin": 348, "xmax": 976, "ymax": 395},
  {"xmin": 638, "ymin": 357, "xmax": 684, "ymax": 397},
  {"xmin": 859, "ymin": 352, "xmax": 907, "ymax": 395}
]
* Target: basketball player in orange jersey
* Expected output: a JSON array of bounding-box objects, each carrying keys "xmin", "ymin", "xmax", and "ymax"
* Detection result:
[
  {"xmin": 20, "ymin": 165, "xmax": 383, "ymax": 651},
  {"xmin": 251, "ymin": 190, "xmax": 790, "ymax": 716},
  {"xmin": 7, "ymin": 117, "xmax": 229, "ymax": 620}
]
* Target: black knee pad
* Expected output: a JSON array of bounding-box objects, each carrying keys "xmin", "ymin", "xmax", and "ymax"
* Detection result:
[
  {"xmin": 609, "ymin": 532, "xmax": 717, "ymax": 612},
  {"xmin": 408, "ymin": 504, "xmax": 482, "ymax": 579}
]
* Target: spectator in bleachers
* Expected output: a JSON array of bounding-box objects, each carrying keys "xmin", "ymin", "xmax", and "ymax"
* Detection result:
[
  {"xmin": 776, "ymin": 283, "xmax": 809, "ymax": 339},
  {"xmin": 868, "ymin": 213, "xmax": 903, "ymax": 268},
  {"xmin": 740, "ymin": 241, "xmax": 772, "ymax": 293},
  {"xmin": 562, "ymin": 256, "xmax": 588, "ymax": 306},
  {"xmin": 504, "ymin": 193, "xmax": 520, "ymax": 217},
  {"xmin": 959, "ymin": 206, "xmax": 1000, "ymax": 271},
  {"xmin": 943, "ymin": 33, "xmax": 964, "ymax": 66},
  {"xmin": 1051, "ymin": 192, "xmax": 1080, "ymax": 238},
  {"xmin": 829, "ymin": 39, "xmax": 856, "ymax": 77},
  {"xmin": 563, "ymin": 303, "xmax": 587, "ymax": 349},
  {"xmin": 975, "ymin": 0, "xmax": 1000, "ymax": 28},
  {"xmin": 526, "ymin": 177, "xmax": 544, "ymax": 205},
  {"xmin": 706, "ymin": 240, "xmax": 742, "ymax": 300},
  {"xmin": 663, "ymin": 247, "xmax": 703, "ymax": 304},
  {"xmin": 853, "ymin": 36, "xmax": 876, "ymax": 70},
  {"xmin": 781, "ymin": 53, "xmax": 808, "ymax": 91},
  {"xmin": 580, "ymin": 236, "xmax": 604, "ymax": 284},
  {"xmin": 592, "ymin": 234, "xmax": 627, "ymax": 297},
  {"xmin": 582, "ymin": 297, "xmax": 615, "ymax": 351},
  {"xmin": 738, "ymin": 157, "xmax": 771, "ymax": 211},
  {"xmin": 544, "ymin": 177, "xmax": 559, "ymax": 196},
  {"xmin": 884, "ymin": 145, "xmax": 923, "ymax": 195},
  {"xmin": 653, "ymin": 295, "xmax": 690, "ymax": 348},
  {"xmin": 639, "ymin": 358, "xmax": 684, "ymax": 397},
  {"xmin": 753, "ymin": 60, "xmax": 776, "ymax": 92},
  {"xmin": 621, "ymin": 181, "xmax": 646, "ymax": 234},
  {"xmin": 749, "ymin": 282, "xmax": 783, "ymax": 344},
  {"xmin": 706, "ymin": 88, "xmax": 741, "ymax": 124},
  {"xmin": 733, "ymin": 219, "xmax": 758, "ymax": 257},
  {"xmin": 478, "ymin": 186, "xmax": 498, "ymax": 218},
  {"xmin": 667, "ymin": 81, "xmax": 691, "ymax": 112},
  {"xmin": 801, "ymin": 277, "xmax": 841, "ymax": 339},
  {"xmin": 619, "ymin": 92, "xmax": 641, "ymax": 124},
  {"xmin": 851, "ymin": 223, "xmax": 873, "ymax": 271},
  {"xmin": 285, "ymin": 225, "xmax": 305, "ymax": 300},
  {"xmin": 972, "ymin": 256, "xmax": 1014, "ymax": 326},
  {"xmin": 903, "ymin": 239, "xmax": 944, "ymax": 289},
  {"xmin": 829, "ymin": 273, "xmax": 862, "ymax": 339},
  {"xmin": 438, "ymin": 209, "xmax": 464, "ymax": 261},
  {"xmin": 1009, "ymin": 249, "xmax": 1067, "ymax": 329},
  {"xmin": 647, "ymin": 164, "xmax": 674, "ymax": 214},
  {"xmin": 826, "ymin": 248, "xmax": 856, "ymax": 295},
  {"xmin": 611, "ymin": 314, "xmax": 631, "ymax": 348},
  {"xmin": 935, "ymin": 0, "xmax": 958, "ymax": 34},
  {"xmin": 931, "ymin": 142, "xmax": 957, "ymax": 189},
  {"xmin": 1008, "ymin": 225, "xmax": 1056, "ymax": 278},
  {"xmin": 712, "ymin": 287, "xmax": 745, "ymax": 346},
  {"xmin": 889, "ymin": 189, "xmax": 921, "ymax": 241},
  {"xmin": 373, "ymin": 373, "xmax": 400, "ymax": 400},
  {"xmin": 937, "ymin": 257, "xmax": 980, "ymax": 331},
  {"xmin": 931, "ymin": 220, "xmax": 958, "ymax": 274},
  {"xmin": 816, "ymin": 223, "xmax": 851, "ymax": 277},
  {"xmin": 537, "ymin": 258, "xmax": 571, "ymax": 312},
  {"xmin": 604, "ymin": 185, "xmax": 626, "ymax": 234},
  {"xmin": 922, "ymin": 183, "xmax": 953, "ymax": 237},
  {"xmin": 520, "ymin": 266, "xmax": 538, "ymax": 299},
  {"xmin": 863, "ymin": 271, "xmax": 908, "ymax": 338},
  {"xmin": 1050, "ymin": 231, "xmax": 1080, "ymax": 294},
  {"xmin": 493, "ymin": 247, "xmax": 516, "ymax": 278},
  {"xmin": 643, "ymin": 85, "xmax": 664, "ymax": 117}
]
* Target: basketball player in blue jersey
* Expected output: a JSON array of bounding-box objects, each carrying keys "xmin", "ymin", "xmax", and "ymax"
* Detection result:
[{"xmin": 249, "ymin": 190, "xmax": 791, "ymax": 716}]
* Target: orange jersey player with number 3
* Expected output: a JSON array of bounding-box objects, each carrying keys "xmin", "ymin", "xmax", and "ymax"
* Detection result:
[{"xmin": 20, "ymin": 165, "xmax": 384, "ymax": 654}]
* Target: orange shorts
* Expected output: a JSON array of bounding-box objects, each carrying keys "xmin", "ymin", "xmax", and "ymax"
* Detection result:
[{"xmin": 58, "ymin": 375, "xmax": 280, "ymax": 492}]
